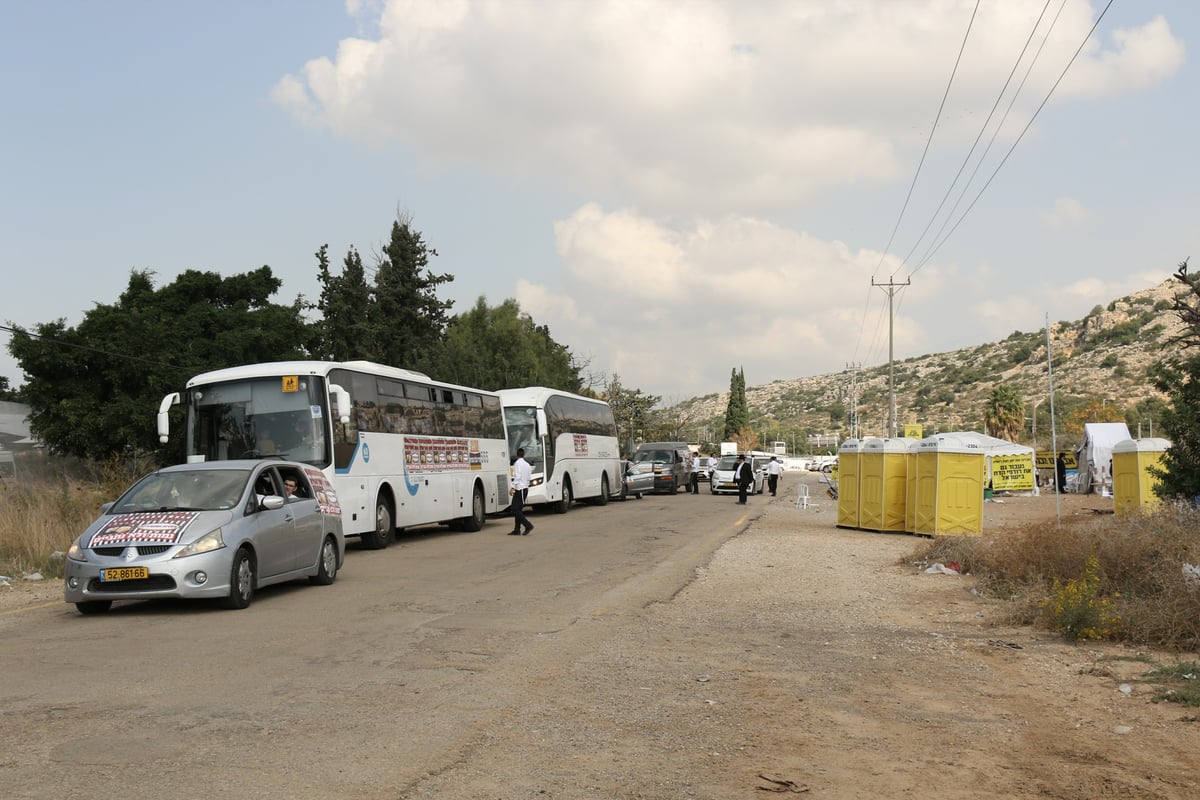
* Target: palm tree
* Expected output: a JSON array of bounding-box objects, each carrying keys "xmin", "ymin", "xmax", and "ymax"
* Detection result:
[{"xmin": 985, "ymin": 385, "xmax": 1025, "ymax": 442}]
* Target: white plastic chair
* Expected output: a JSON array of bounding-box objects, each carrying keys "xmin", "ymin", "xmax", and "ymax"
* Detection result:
[{"xmin": 794, "ymin": 484, "xmax": 811, "ymax": 509}]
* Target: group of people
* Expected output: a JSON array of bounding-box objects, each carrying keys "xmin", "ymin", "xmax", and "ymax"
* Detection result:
[
  {"xmin": 506, "ymin": 449, "xmax": 788, "ymax": 536},
  {"xmin": 688, "ymin": 452, "xmax": 785, "ymax": 504}
]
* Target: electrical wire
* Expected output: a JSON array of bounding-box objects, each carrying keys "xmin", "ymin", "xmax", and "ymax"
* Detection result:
[
  {"xmin": 852, "ymin": 1, "xmax": 982, "ymax": 370},
  {"xmin": 906, "ymin": 0, "xmax": 1117, "ymax": 278},
  {"xmin": 892, "ymin": 0, "xmax": 1060, "ymax": 279},
  {"xmin": 0, "ymin": 323, "xmax": 191, "ymax": 374}
]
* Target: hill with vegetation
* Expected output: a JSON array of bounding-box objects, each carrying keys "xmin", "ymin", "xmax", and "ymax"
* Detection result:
[{"xmin": 668, "ymin": 279, "xmax": 1183, "ymax": 453}]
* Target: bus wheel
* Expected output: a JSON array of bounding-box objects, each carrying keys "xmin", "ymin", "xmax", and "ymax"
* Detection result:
[
  {"xmin": 554, "ymin": 479, "xmax": 573, "ymax": 514},
  {"xmin": 460, "ymin": 484, "xmax": 486, "ymax": 532},
  {"xmin": 595, "ymin": 474, "xmax": 610, "ymax": 506},
  {"xmin": 362, "ymin": 496, "xmax": 394, "ymax": 549}
]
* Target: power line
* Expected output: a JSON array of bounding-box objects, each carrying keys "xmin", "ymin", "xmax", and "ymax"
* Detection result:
[
  {"xmin": 907, "ymin": 0, "xmax": 1117, "ymax": 278},
  {"xmin": 870, "ymin": 0, "xmax": 982, "ymax": 280},
  {"xmin": 854, "ymin": 1, "xmax": 980, "ymax": 370},
  {"xmin": 0, "ymin": 323, "xmax": 191, "ymax": 374},
  {"xmin": 892, "ymin": 0, "xmax": 1062, "ymax": 278}
]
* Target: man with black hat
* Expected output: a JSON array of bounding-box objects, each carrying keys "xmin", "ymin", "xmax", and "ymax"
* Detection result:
[{"xmin": 734, "ymin": 454, "xmax": 753, "ymax": 505}]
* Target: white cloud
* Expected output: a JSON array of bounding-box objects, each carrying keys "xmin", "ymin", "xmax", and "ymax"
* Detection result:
[
  {"xmin": 266, "ymin": 1, "xmax": 1185, "ymax": 399},
  {"xmin": 1057, "ymin": 15, "xmax": 1186, "ymax": 99},
  {"xmin": 518, "ymin": 203, "xmax": 1172, "ymax": 397},
  {"xmin": 1041, "ymin": 196, "xmax": 1089, "ymax": 230},
  {"xmin": 274, "ymin": 1, "xmax": 1182, "ymax": 216}
]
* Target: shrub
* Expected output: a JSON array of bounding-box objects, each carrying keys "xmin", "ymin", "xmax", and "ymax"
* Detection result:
[
  {"xmin": 1041, "ymin": 554, "xmax": 1121, "ymax": 641},
  {"xmin": 907, "ymin": 508, "xmax": 1200, "ymax": 650}
]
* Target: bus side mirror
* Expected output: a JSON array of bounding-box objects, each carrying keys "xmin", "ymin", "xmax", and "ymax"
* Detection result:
[
  {"xmin": 329, "ymin": 384, "xmax": 351, "ymax": 425},
  {"xmin": 157, "ymin": 392, "xmax": 180, "ymax": 444}
]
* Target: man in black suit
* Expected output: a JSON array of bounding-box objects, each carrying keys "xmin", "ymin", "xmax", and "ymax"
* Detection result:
[{"xmin": 735, "ymin": 454, "xmax": 752, "ymax": 504}]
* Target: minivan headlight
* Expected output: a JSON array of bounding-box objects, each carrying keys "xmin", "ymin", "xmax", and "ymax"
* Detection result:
[
  {"xmin": 67, "ymin": 541, "xmax": 87, "ymax": 562},
  {"xmin": 173, "ymin": 528, "xmax": 226, "ymax": 558}
]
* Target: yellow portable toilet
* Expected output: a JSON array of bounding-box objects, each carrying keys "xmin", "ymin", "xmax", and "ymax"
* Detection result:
[
  {"xmin": 859, "ymin": 437, "xmax": 909, "ymax": 532},
  {"xmin": 1112, "ymin": 438, "xmax": 1170, "ymax": 517},
  {"xmin": 911, "ymin": 434, "xmax": 985, "ymax": 536},
  {"xmin": 836, "ymin": 438, "xmax": 861, "ymax": 529},
  {"xmin": 905, "ymin": 438, "xmax": 920, "ymax": 533}
]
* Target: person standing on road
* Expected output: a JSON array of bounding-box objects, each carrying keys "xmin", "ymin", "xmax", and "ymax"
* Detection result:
[
  {"xmin": 691, "ymin": 452, "xmax": 702, "ymax": 496},
  {"xmin": 734, "ymin": 454, "xmax": 752, "ymax": 505},
  {"xmin": 765, "ymin": 456, "xmax": 783, "ymax": 496},
  {"xmin": 1056, "ymin": 452, "xmax": 1067, "ymax": 494},
  {"xmin": 509, "ymin": 448, "xmax": 534, "ymax": 535}
]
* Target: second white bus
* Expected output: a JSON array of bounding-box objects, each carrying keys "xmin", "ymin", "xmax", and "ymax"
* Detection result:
[{"xmin": 497, "ymin": 387, "xmax": 621, "ymax": 512}]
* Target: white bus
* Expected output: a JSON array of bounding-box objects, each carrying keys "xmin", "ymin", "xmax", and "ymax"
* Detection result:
[
  {"xmin": 497, "ymin": 387, "xmax": 621, "ymax": 512},
  {"xmin": 157, "ymin": 361, "xmax": 511, "ymax": 549}
]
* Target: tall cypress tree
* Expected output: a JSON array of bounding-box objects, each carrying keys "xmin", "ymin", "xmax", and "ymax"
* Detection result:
[
  {"xmin": 368, "ymin": 213, "xmax": 454, "ymax": 370},
  {"xmin": 722, "ymin": 366, "xmax": 749, "ymax": 440},
  {"xmin": 311, "ymin": 244, "xmax": 373, "ymax": 362}
]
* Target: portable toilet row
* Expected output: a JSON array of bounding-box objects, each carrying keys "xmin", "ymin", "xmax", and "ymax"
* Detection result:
[
  {"xmin": 1112, "ymin": 437, "xmax": 1170, "ymax": 517},
  {"xmin": 837, "ymin": 434, "xmax": 986, "ymax": 536}
]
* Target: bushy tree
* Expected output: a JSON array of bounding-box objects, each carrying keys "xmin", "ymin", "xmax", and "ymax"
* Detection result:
[
  {"xmin": 430, "ymin": 297, "xmax": 582, "ymax": 391},
  {"xmin": 0, "ymin": 376, "xmax": 21, "ymax": 402},
  {"xmin": 984, "ymin": 385, "xmax": 1025, "ymax": 442},
  {"xmin": 1152, "ymin": 259, "xmax": 1200, "ymax": 499},
  {"xmin": 8, "ymin": 268, "xmax": 307, "ymax": 460},
  {"xmin": 602, "ymin": 374, "xmax": 660, "ymax": 456},
  {"xmin": 722, "ymin": 367, "xmax": 748, "ymax": 440}
]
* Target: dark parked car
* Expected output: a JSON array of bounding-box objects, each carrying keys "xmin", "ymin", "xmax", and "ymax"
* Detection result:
[{"xmin": 631, "ymin": 442, "xmax": 691, "ymax": 493}]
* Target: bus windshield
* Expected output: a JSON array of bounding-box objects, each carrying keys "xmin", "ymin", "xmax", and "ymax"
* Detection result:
[
  {"xmin": 503, "ymin": 405, "xmax": 544, "ymax": 470},
  {"xmin": 188, "ymin": 376, "xmax": 331, "ymax": 467}
]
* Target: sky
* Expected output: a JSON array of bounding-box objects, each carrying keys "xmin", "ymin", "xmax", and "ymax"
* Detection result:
[{"xmin": 2, "ymin": 0, "xmax": 1196, "ymax": 404}]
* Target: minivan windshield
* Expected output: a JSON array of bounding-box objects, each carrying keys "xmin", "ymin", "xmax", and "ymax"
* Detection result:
[{"xmin": 634, "ymin": 449, "xmax": 674, "ymax": 463}]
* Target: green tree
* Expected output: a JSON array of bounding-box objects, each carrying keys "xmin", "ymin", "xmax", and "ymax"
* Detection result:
[
  {"xmin": 1152, "ymin": 259, "xmax": 1200, "ymax": 499},
  {"xmin": 0, "ymin": 375, "xmax": 21, "ymax": 402},
  {"xmin": 602, "ymin": 374, "xmax": 660, "ymax": 456},
  {"xmin": 368, "ymin": 213, "xmax": 454, "ymax": 370},
  {"xmin": 309, "ymin": 244, "xmax": 373, "ymax": 361},
  {"xmin": 430, "ymin": 297, "xmax": 582, "ymax": 391},
  {"xmin": 984, "ymin": 385, "xmax": 1025, "ymax": 442},
  {"xmin": 722, "ymin": 367, "xmax": 748, "ymax": 440},
  {"xmin": 8, "ymin": 268, "xmax": 307, "ymax": 460}
]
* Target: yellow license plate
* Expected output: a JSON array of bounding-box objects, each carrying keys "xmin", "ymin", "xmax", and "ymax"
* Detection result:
[{"xmin": 100, "ymin": 567, "xmax": 149, "ymax": 581}]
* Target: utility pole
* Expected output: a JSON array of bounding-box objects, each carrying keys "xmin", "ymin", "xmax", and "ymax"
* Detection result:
[
  {"xmin": 845, "ymin": 362, "xmax": 861, "ymax": 440},
  {"xmin": 872, "ymin": 277, "xmax": 910, "ymax": 438}
]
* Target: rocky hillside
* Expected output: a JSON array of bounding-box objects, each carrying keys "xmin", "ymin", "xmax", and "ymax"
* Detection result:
[{"xmin": 670, "ymin": 278, "xmax": 1186, "ymax": 450}]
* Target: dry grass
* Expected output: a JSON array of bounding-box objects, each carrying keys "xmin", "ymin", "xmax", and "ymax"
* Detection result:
[
  {"xmin": 909, "ymin": 508, "xmax": 1200, "ymax": 651},
  {"xmin": 0, "ymin": 453, "xmax": 158, "ymax": 579}
]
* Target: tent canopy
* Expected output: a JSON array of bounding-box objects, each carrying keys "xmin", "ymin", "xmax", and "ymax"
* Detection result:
[{"xmin": 1075, "ymin": 422, "xmax": 1132, "ymax": 494}]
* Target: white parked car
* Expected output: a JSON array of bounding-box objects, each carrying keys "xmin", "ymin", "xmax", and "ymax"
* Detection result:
[{"xmin": 709, "ymin": 455, "xmax": 765, "ymax": 495}]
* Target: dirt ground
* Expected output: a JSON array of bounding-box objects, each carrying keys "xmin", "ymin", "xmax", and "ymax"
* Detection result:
[
  {"xmin": 403, "ymin": 482, "xmax": 1200, "ymax": 799},
  {"xmin": 4, "ymin": 477, "xmax": 1199, "ymax": 799}
]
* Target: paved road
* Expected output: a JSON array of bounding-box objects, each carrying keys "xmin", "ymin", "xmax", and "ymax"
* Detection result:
[{"xmin": 0, "ymin": 486, "xmax": 757, "ymax": 799}]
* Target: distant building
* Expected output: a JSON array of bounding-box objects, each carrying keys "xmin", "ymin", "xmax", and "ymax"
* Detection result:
[{"xmin": 0, "ymin": 401, "xmax": 35, "ymax": 452}]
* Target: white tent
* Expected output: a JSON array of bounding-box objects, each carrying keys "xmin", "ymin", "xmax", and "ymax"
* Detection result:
[
  {"xmin": 954, "ymin": 431, "xmax": 1036, "ymax": 492},
  {"xmin": 1075, "ymin": 422, "xmax": 1132, "ymax": 494}
]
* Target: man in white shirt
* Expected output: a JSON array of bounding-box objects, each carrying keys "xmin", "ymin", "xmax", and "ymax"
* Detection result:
[
  {"xmin": 690, "ymin": 452, "xmax": 702, "ymax": 495},
  {"xmin": 765, "ymin": 456, "xmax": 784, "ymax": 496},
  {"xmin": 509, "ymin": 448, "xmax": 534, "ymax": 535}
]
